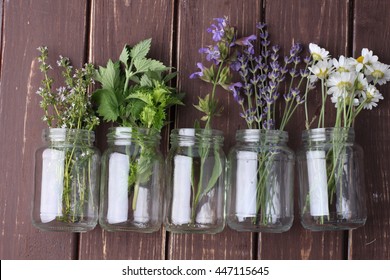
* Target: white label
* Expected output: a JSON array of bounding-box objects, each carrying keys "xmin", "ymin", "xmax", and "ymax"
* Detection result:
[
  {"xmin": 107, "ymin": 153, "xmax": 130, "ymax": 224},
  {"xmin": 171, "ymin": 155, "xmax": 192, "ymax": 224},
  {"xmin": 133, "ymin": 186, "xmax": 150, "ymax": 223},
  {"xmin": 235, "ymin": 151, "xmax": 258, "ymax": 222},
  {"xmin": 307, "ymin": 150, "xmax": 329, "ymax": 216},
  {"xmin": 40, "ymin": 149, "xmax": 65, "ymax": 223}
]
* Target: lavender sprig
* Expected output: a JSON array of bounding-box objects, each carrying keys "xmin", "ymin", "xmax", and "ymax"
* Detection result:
[{"xmin": 230, "ymin": 23, "xmax": 313, "ymax": 130}]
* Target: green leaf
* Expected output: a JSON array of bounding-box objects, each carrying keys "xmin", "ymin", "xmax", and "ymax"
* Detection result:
[
  {"xmin": 163, "ymin": 72, "xmax": 177, "ymax": 83},
  {"xmin": 119, "ymin": 45, "xmax": 130, "ymax": 66},
  {"xmin": 140, "ymin": 106, "xmax": 156, "ymax": 128},
  {"xmin": 203, "ymin": 150, "xmax": 223, "ymax": 195},
  {"xmin": 128, "ymin": 99, "xmax": 146, "ymax": 120},
  {"xmin": 94, "ymin": 60, "xmax": 121, "ymax": 92},
  {"xmin": 134, "ymin": 58, "xmax": 168, "ymax": 73},
  {"xmin": 127, "ymin": 90, "xmax": 153, "ymax": 105},
  {"xmin": 140, "ymin": 74, "xmax": 153, "ymax": 87},
  {"xmin": 130, "ymin": 38, "xmax": 152, "ymax": 59},
  {"xmin": 92, "ymin": 89, "xmax": 119, "ymax": 122}
]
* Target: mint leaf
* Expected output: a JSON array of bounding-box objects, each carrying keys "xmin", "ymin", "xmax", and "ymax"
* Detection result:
[
  {"xmin": 92, "ymin": 89, "xmax": 119, "ymax": 122},
  {"xmin": 130, "ymin": 38, "xmax": 152, "ymax": 59}
]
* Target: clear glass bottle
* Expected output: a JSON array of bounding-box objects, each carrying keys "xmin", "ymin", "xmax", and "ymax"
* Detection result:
[
  {"xmin": 32, "ymin": 128, "xmax": 100, "ymax": 232},
  {"xmin": 227, "ymin": 129, "xmax": 295, "ymax": 232},
  {"xmin": 99, "ymin": 127, "xmax": 164, "ymax": 232},
  {"xmin": 297, "ymin": 127, "xmax": 367, "ymax": 231},
  {"xmin": 165, "ymin": 128, "xmax": 226, "ymax": 234}
]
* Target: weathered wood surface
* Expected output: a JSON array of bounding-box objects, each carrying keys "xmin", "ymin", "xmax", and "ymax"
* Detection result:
[
  {"xmin": 0, "ymin": 0, "xmax": 88, "ymax": 259},
  {"xmin": 350, "ymin": 0, "xmax": 390, "ymax": 260},
  {"xmin": 0, "ymin": 0, "xmax": 389, "ymax": 260}
]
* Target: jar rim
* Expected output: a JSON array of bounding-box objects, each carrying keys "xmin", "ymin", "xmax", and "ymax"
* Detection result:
[
  {"xmin": 302, "ymin": 127, "xmax": 355, "ymax": 142},
  {"xmin": 43, "ymin": 128, "xmax": 95, "ymax": 142},
  {"xmin": 236, "ymin": 129, "xmax": 288, "ymax": 142},
  {"xmin": 171, "ymin": 128, "xmax": 224, "ymax": 137},
  {"xmin": 106, "ymin": 126, "xmax": 161, "ymax": 141}
]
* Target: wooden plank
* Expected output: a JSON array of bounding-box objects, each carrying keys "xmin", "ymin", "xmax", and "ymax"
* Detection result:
[
  {"xmin": 168, "ymin": 0, "xmax": 261, "ymax": 260},
  {"xmin": 78, "ymin": 0, "xmax": 174, "ymax": 260},
  {"xmin": 0, "ymin": 0, "xmax": 88, "ymax": 259},
  {"xmin": 259, "ymin": 0, "xmax": 351, "ymax": 259},
  {"xmin": 349, "ymin": 0, "xmax": 390, "ymax": 260}
]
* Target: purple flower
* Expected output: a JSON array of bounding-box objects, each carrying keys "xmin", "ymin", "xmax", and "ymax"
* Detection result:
[
  {"xmin": 189, "ymin": 63, "xmax": 206, "ymax": 79},
  {"xmin": 230, "ymin": 60, "xmax": 241, "ymax": 72},
  {"xmin": 207, "ymin": 18, "xmax": 228, "ymax": 42},
  {"xmin": 284, "ymin": 91, "xmax": 293, "ymax": 101},
  {"xmin": 256, "ymin": 22, "xmax": 267, "ymax": 30},
  {"xmin": 229, "ymin": 82, "xmax": 243, "ymax": 103},
  {"xmin": 199, "ymin": 46, "xmax": 220, "ymax": 64},
  {"xmin": 291, "ymin": 88, "xmax": 300, "ymax": 97},
  {"xmin": 304, "ymin": 56, "xmax": 311, "ymax": 64},
  {"xmin": 236, "ymin": 35, "xmax": 257, "ymax": 54}
]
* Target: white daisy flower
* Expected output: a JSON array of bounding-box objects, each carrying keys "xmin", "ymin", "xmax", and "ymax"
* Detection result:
[
  {"xmin": 309, "ymin": 59, "xmax": 333, "ymax": 82},
  {"xmin": 354, "ymin": 48, "xmax": 378, "ymax": 73},
  {"xmin": 367, "ymin": 62, "xmax": 390, "ymax": 85},
  {"xmin": 327, "ymin": 71, "xmax": 356, "ymax": 98},
  {"xmin": 309, "ymin": 43, "xmax": 330, "ymax": 61},
  {"xmin": 360, "ymin": 85, "xmax": 383, "ymax": 110},
  {"xmin": 355, "ymin": 73, "xmax": 368, "ymax": 97},
  {"xmin": 332, "ymin": 56, "xmax": 355, "ymax": 73},
  {"xmin": 331, "ymin": 95, "xmax": 359, "ymax": 107}
]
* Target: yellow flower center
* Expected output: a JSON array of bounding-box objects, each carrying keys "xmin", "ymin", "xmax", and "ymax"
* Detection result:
[
  {"xmin": 312, "ymin": 53, "xmax": 322, "ymax": 61},
  {"xmin": 337, "ymin": 67, "xmax": 348, "ymax": 73},
  {"xmin": 372, "ymin": 69, "xmax": 384, "ymax": 79},
  {"xmin": 357, "ymin": 56, "xmax": 364, "ymax": 63},
  {"xmin": 317, "ymin": 69, "xmax": 329, "ymax": 79},
  {"xmin": 337, "ymin": 81, "xmax": 352, "ymax": 90}
]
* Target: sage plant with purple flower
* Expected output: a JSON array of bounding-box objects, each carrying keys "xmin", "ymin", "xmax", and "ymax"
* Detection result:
[
  {"xmin": 190, "ymin": 16, "xmax": 254, "ymax": 129},
  {"xmin": 183, "ymin": 17, "xmax": 255, "ymax": 226}
]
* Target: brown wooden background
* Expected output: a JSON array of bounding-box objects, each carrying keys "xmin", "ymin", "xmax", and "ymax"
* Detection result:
[{"xmin": 0, "ymin": 0, "xmax": 389, "ymax": 260}]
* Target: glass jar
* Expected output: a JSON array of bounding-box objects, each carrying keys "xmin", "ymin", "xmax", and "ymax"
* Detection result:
[
  {"xmin": 297, "ymin": 127, "xmax": 366, "ymax": 231},
  {"xmin": 99, "ymin": 127, "xmax": 164, "ymax": 232},
  {"xmin": 227, "ymin": 129, "xmax": 295, "ymax": 232},
  {"xmin": 32, "ymin": 128, "xmax": 100, "ymax": 232},
  {"xmin": 165, "ymin": 128, "xmax": 226, "ymax": 234}
]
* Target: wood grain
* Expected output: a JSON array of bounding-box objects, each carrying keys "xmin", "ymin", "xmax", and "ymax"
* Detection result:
[
  {"xmin": 259, "ymin": 0, "xmax": 351, "ymax": 259},
  {"xmin": 168, "ymin": 0, "xmax": 261, "ymax": 260},
  {"xmin": 78, "ymin": 0, "xmax": 174, "ymax": 260},
  {"xmin": 349, "ymin": 0, "xmax": 390, "ymax": 260},
  {"xmin": 0, "ymin": 0, "xmax": 389, "ymax": 260},
  {"xmin": 0, "ymin": 0, "xmax": 89, "ymax": 259}
]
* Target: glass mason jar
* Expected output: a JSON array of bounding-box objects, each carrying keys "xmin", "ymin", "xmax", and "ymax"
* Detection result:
[
  {"xmin": 165, "ymin": 128, "xmax": 226, "ymax": 234},
  {"xmin": 32, "ymin": 128, "xmax": 100, "ymax": 232},
  {"xmin": 99, "ymin": 127, "xmax": 164, "ymax": 232},
  {"xmin": 227, "ymin": 129, "xmax": 295, "ymax": 232},
  {"xmin": 297, "ymin": 127, "xmax": 367, "ymax": 231}
]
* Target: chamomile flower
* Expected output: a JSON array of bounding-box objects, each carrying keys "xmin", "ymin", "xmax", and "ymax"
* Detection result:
[
  {"xmin": 360, "ymin": 85, "xmax": 383, "ymax": 110},
  {"xmin": 332, "ymin": 55, "xmax": 354, "ymax": 73},
  {"xmin": 309, "ymin": 43, "xmax": 330, "ymax": 61},
  {"xmin": 355, "ymin": 73, "xmax": 368, "ymax": 96},
  {"xmin": 330, "ymin": 94, "xmax": 359, "ymax": 107},
  {"xmin": 367, "ymin": 62, "xmax": 390, "ymax": 85},
  {"xmin": 309, "ymin": 59, "xmax": 333, "ymax": 82},
  {"xmin": 327, "ymin": 71, "xmax": 356, "ymax": 98},
  {"xmin": 354, "ymin": 48, "xmax": 378, "ymax": 73}
]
